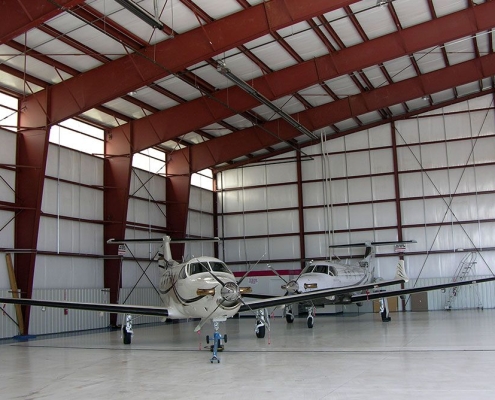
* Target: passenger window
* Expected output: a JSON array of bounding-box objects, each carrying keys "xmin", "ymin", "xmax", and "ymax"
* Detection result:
[{"xmin": 313, "ymin": 265, "xmax": 328, "ymax": 274}]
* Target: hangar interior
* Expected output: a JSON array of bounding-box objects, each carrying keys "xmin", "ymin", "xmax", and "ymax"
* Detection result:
[{"xmin": 1, "ymin": 0, "xmax": 495, "ymax": 343}]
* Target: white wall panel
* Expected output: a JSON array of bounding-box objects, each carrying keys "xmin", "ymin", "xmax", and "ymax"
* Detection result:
[
  {"xmin": 399, "ymin": 172, "xmax": 423, "ymax": 198},
  {"xmin": 130, "ymin": 169, "xmax": 166, "ymax": 200},
  {"xmin": 397, "ymin": 145, "xmax": 421, "ymax": 171},
  {"xmin": 221, "ymin": 214, "xmax": 244, "ymax": 237},
  {"xmin": 418, "ymin": 115, "xmax": 446, "ymax": 142},
  {"xmin": 303, "ymin": 208, "xmax": 326, "ymax": 233},
  {"xmin": 401, "ymin": 199, "xmax": 426, "ymax": 225},
  {"xmin": 127, "ymin": 197, "xmax": 166, "ymax": 226},
  {"xmin": 0, "ymin": 169, "xmax": 15, "ymax": 203},
  {"xmin": 443, "ymin": 111, "xmax": 472, "ymax": 140},
  {"xmin": 371, "ymin": 175, "xmax": 395, "ymax": 200},
  {"xmin": 345, "ymin": 151, "xmax": 371, "ymax": 176},
  {"xmin": 33, "ymin": 255, "xmax": 103, "ymax": 289},
  {"xmin": 219, "ymin": 190, "xmax": 243, "ymax": 213},
  {"xmin": 447, "ymin": 140, "xmax": 476, "ymax": 167},
  {"xmin": 450, "ymin": 223, "xmax": 481, "ymax": 251},
  {"xmin": 220, "ymin": 238, "xmax": 268, "ymax": 263},
  {"xmin": 370, "ymin": 148, "xmax": 393, "ymax": 173},
  {"xmin": 267, "ymin": 185, "xmax": 298, "ymax": 209},
  {"xmin": 42, "ymin": 179, "xmax": 103, "ymax": 220},
  {"xmin": 478, "ymin": 222, "xmax": 495, "ymax": 249},
  {"xmin": 121, "ymin": 228, "xmax": 163, "ymax": 259},
  {"xmin": 327, "ymin": 153, "xmax": 347, "ymax": 178},
  {"xmin": 470, "ymin": 109, "xmax": 495, "ymax": 137},
  {"xmin": 37, "ymin": 217, "xmax": 103, "ymax": 254},
  {"xmin": 184, "ymin": 241, "xmax": 215, "ymax": 261},
  {"xmin": 473, "ymin": 136, "xmax": 495, "ymax": 163},
  {"xmin": 395, "ymin": 119, "xmax": 419, "ymax": 145},
  {"xmin": 373, "ymin": 202, "xmax": 397, "ymax": 227},
  {"xmin": 242, "ymin": 165, "xmax": 267, "ymax": 186},
  {"xmin": 302, "ymin": 182, "xmax": 324, "ymax": 207},
  {"xmin": 242, "ymin": 187, "xmax": 267, "ymax": 211},
  {"xmin": 419, "ymin": 142, "xmax": 448, "ymax": 169},
  {"xmin": 304, "ymin": 233, "xmax": 330, "ymax": 259},
  {"xmin": 266, "ymin": 161, "xmax": 296, "ymax": 184},
  {"xmin": 368, "ymin": 125, "xmax": 392, "ymax": 148},
  {"xmin": 474, "ymin": 165, "xmax": 495, "ymax": 191},
  {"xmin": 322, "ymin": 136, "xmax": 345, "ymax": 153},
  {"xmin": 218, "ymin": 169, "xmax": 242, "ymax": 190},
  {"xmin": 343, "ymin": 130, "xmax": 369, "ymax": 151},
  {"xmin": 187, "ymin": 210, "xmax": 213, "ymax": 237},
  {"xmin": 423, "ymin": 197, "xmax": 451, "ymax": 224},
  {"xmin": 329, "ymin": 179, "xmax": 349, "ymax": 204},
  {"xmin": 0, "ymin": 210, "xmax": 14, "ymax": 250},
  {"xmin": 348, "ymin": 177, "xmax": 372, "ymax": 202},
  {"xmin": 117, "ymin": 288, "xmax": 163, "ymax": 326},
  {"xmin": 269, "ymin": 236, "xmax": 300, "ymax": 260},
  {"xmin": 268, "ymin": 210, "xmax": 299, "ymax": 234},
  {"xmin": 301, "ymin": 156, "xmax": 323, "ymax": 181},
  {"xmin": 121, "ymin": 259, "xmax": 161, "ymax": 288},
  {"xmin": 0, "ymin": 128, "xmax": 16, "ymax": 164},
  {"xmin": 422, "ymin": 169, "xmax": 451, "ymax": 196},
  {"xmin": 330, "ymin": 205, "xmax": 350, "ymax": 231},
  {"xmin": 46, "ymin": 145, "xmax": 103, "ymax": 186},
  {"xmin": 243, "ymin": 213, "xmax": 268, "ymax": 236},
  {"xmin": 348, "ymin": 203, "xmax": 373, "ymax": 229},
  {"xmin": 189, "ymin": 186, "xmax": 213, "ymax": 212}
]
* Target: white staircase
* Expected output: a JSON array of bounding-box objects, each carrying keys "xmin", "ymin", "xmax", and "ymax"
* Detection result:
[{"xmin": 444, "ymin": 252, "xmax": 483, "ymax": 310}]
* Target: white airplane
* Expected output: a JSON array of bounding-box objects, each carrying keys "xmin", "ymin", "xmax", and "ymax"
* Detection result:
[{"xmin": 2, "ymin": 236, "xmax": 495, "ymax": 363}]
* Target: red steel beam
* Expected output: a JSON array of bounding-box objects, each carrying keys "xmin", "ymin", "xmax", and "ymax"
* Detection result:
[
  {"xmin": 182, "ymin": 51, "xmax": 495, "ymax": 172},
  {"xmin": 123, "ymin": 2, "xmax": 495, "ymax": 153},
  {"xmin": 103, "ymin": 125, "xmax": 133, "ymax": 326},
  {"xmin": 0, "ymin": 0, "xmax": 86, "ymax": 45},
  {"xmin": 26, "ymin": 0, "xmax": 360, "ymax": 125},
  {"xmin": 14, "ymin": 89, "xmax": 51, "ymax": 335}
]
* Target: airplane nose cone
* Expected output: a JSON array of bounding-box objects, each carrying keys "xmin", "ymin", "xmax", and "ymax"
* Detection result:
[
  {"xmin": 283, "ymin": 280, "xmax": 299, "ymax": 294},
  {"xmin": 221, "ymin": 281, "xmax": 240, "ymax": 302}
]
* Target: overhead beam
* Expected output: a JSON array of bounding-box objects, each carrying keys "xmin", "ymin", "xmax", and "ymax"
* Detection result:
[
  {"xmin": 118, "ymin": 2, "xmax": 495, "ymax": 153},
  {"xmin": 181, "ymin": 51, "xmax": 495, "ymax": 172},
  {"xmin": 26, "ymin": 0, "xmax": 359, "ymax": 125},
  {"xmin": 0, "ymin": 0, "xmax": 86, "ymax": 45}
]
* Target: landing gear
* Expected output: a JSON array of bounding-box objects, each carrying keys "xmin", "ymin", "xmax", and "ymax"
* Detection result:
[
  {"xmin": 122, "ymin": 314, "xmax": 133, "ymax": 344},
  {"xmin": 284, "ymin": 305, "xmax": 294, "ymax": 323},
  {"xmin": 207, "ymin": 321, "xmax": 226, "ymax": 363},
  {"xmin": 306, "ymin": 306, "xmax": 315, "ymax": 329},
  {"xmin": 380, "ymin": 298, "xmax": 391, "ymax": 322},
  {"xmin": 255, "ymin": 308, "xmax": 269, "ymax": 338}
]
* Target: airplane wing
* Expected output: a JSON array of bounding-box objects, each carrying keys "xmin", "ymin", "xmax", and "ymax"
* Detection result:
[
  {"xmin": 0, "ymin": 297, "xmax": 169, "ymax": 318},
  {"xmin": 238, "ymin": 276, "xmax": 405, "ymax": 312},
  {"xmin": 350, "ymin": 275, "xmax": 495, "ymax": 303}
]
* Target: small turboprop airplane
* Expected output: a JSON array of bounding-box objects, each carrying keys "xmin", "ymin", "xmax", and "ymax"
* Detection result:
[
  {"xmin": 2, "ymin": 237, "xmax": 495, "ymax": 363},
  {"xmin": 0, "ymin": 236, "xmax": 406, "ymax": 362}
]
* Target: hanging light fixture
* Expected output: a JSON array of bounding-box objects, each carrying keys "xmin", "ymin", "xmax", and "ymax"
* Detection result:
[{"xmin": 114, "ymin": 0, "xmax": 164, "ymax": 30}]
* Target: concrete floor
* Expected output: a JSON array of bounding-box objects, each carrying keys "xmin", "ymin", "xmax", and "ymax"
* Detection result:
[{"xmin": 2, "ymin": 310, "xmax": 495, "ymax": 399}]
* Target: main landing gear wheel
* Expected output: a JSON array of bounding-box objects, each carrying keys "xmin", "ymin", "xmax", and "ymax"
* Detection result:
[
  {"xmin": 307, "ymin": 315, "xmax": 314, "ymax": 329},
  {"xmin": 123, "ymin": 327, "xmax": 132, "ymax": 344},
  {"xmin": 256, "ymin": 325, "xmax": 266, "ymax": 338},
  {"xmin": 286, "ymin": 313, "xmax": 294, "ymax": 323}
]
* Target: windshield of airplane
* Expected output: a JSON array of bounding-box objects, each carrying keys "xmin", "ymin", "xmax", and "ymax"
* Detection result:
[
  {"xmin": 302, "ymin": 264, "xmax": 337, "ymax": 276},
  {"xmin": 187, "ymin": 261, "xmax": 231, "ymax": 276}
]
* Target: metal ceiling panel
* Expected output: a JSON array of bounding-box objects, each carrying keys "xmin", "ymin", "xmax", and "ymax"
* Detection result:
[
  {"xmin": 362, "ymin": 65, "xmax": 389, "ymax": 89},
  {"xmin": 222, "ymin": 114, "xmax": 253, "ymax": 130},
  {"xmin": 158, "ymin": 140, "xmax": 186, "ymax": 151},
  {"xmin": 200, "ymin": 122, "xmax": 232, "ymax": 138},
  {"xmin": 179, "ymin": 131, "xmax": 208, "ymax": 144},
  {"xmin": 350, "ymin": 1, "xmax": 397, "ymax": 40},
  {"xmin": 155, "ymin": 75, "xmax": 202, "ymax": 101},
  {"xmin": 0, "ymin": 70, "xmax": 43, "ymax": 94},
  {"xmin": 405, "ymin": 97, "xmax": 429, "ymax": 112},
  {"xmin": 413, "ymin": 46, "xmax": 446, "ymax": 74},
  {"xmin": 80, "ymin": 108, "xmax": 126, "ymax": 127},
  {"xmin": 244, "ymin": 34, "xmax": 276, "ymax": 50},
  {"xmin": 103, "ymin": 98, "xmax": 152, "ymax": 119},
  {"xmin": 475, "ymin": 31, "xmax": 491, "ymax": 56},
  {"xmin": 382, "ymin": 55, "xmax": 417, "ymax": 82},
  {"xmin": 312, "ymin": 17, "xmax": 342, "ymax": 51},
  {"xmin": 388, "ymin": 103, "xmax": 406, "ymax": 116},
  {"xmin": 251, "ymin": 95, "xmax": 306, "ymax": 121},
  {"xmin": 277, "ymin": 20, "xmax": 312, "ymax": 37},
  {"xmin": 192, "ymin": 63, "xmax": 236, "ymax": 91},
  {"xmin": 324, "ymin": 74, "xmax": 361, "ymax": 98},
  {"xmin": 432, "ymin": 0, "xmax": 467, "ymax": 18},
  {"xmin": 357, "ymin": 110, "xmax": 382, "ymax": 125},
  {"xmin": 192, "ymin": 0, "xmax": 243, "ymax": 20},
  {"xmin": 213, "ymin": 52, "xmax": 264, "ymax": 82},
  {"xmin": 334, "ymin": 118, "xmax": 359, "ymax": 132},
  {"xmin": 298, "ymin": 84, "xmax": 334, "ymax": 108},
  {"xmin": 129, "ymin": 86, "xmax": 179, "ymax": 110},
  {"xmin": 444, "ymin": 37, "xmax": 475, "ymax": 66},
  {"xmin": 281, "ymin": 23, "xmax": 329, "ymax": 61},
  {"xmin": 393, "ymin": 0, "xmax": 431, "ymax": 29},
  {"xmin": 325, "ymin": 8, "xmax": 363, "ymax": 48},
  {"xmin": 0, "ymin": 44, "xmax": 73, "ymax": 84},
  {"xmin": 430, "ymin": 88, "xmax": 455, "ymax": 105},
  {"xmin": 456, "ymin": 82, "xmax": 483, "ymax": 98},
  {"xmin": 247, "ymin": 40, "xmax": 298, "ymax": 72}
]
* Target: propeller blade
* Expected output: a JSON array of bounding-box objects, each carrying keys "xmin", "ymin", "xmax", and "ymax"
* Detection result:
[
  {"xmin": 194, "ymin": 300, "xmax": 224, "ymax": 332},
  {"xmin": 267, "ymin": 264, "xmax": 288, "ymax": 284},
  {"xmin": 237, "ymin": 254, "xmax": 266, "ymax": 285}
]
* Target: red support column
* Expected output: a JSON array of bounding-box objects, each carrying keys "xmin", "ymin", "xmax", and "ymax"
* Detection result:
[
  {"xmin": 14, "ymin": 90, "xmax": 51, "ymax": 334},
  {"xmin": 166, "ymin": 149, "xmax": 192, "ymax": 260},
  {"xmin": 103, "ymin": 124, "xmax": 133, "ymax": 326}
]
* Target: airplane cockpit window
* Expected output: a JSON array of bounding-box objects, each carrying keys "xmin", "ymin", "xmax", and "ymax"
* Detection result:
[
  {"xmin": 313, "ymin": 265, "xmax": 329, "ymax": 274},
  {"xmin": 329, "ymin": 266, "xmax": 337, "ymax": 276},
  {"xmin": 188, "ymin": 262, "xmax": 209, "ymax": 276},
  {"xmin": 209, "ymin": 262, "xmax": 231, "ymax": 273}
]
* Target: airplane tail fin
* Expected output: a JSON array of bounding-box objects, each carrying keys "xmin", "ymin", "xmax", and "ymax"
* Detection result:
[{"xmin": 394, "ymin": 260, "xmax": 409, "ymax": 283}]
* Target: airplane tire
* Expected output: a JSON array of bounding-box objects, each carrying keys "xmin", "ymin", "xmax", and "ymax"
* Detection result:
[
  {"xmin": 224, "ymin": 334, "xmax": 227, "ymax": 343},
  {"xmin": 256, "ymin": 325, "xmax": 266, "ymax": 338},
  {"xmin": 286, "ymin": 314, "xmax": 294, "ymax": 323},
  {"xmin": 206, "ymin": 335, "xmax": 210, "ymax": 344},
  {"xmin": 307, "ymin": 316, "xmax": 314, "ymax": 329},
  {"xmin": 123, "ymin": 327, "xmax": 132, "ymax": 345}
]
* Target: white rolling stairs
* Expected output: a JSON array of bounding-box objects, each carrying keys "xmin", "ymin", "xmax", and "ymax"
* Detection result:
[{"xmin": 445, "ymin": 252, "xmax": 483, "ymax": 310}]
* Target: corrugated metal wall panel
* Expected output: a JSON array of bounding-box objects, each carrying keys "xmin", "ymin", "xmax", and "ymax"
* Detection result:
[
  {"xmin": 29, "ymin": 289, "xmax": 109, "ymax": 335},
  {"xmin": 0, "ymin": 290, "xmax": 21, "ymax": 339}
]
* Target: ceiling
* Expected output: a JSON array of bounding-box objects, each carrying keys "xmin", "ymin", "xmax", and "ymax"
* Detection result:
[{"xmin": 1, "ymin": 0, "xmax": 494, "ymax": 172}]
